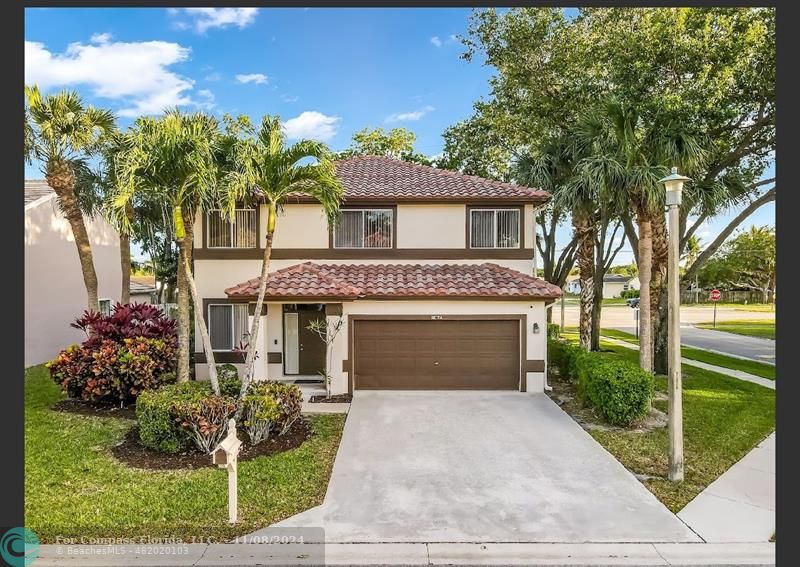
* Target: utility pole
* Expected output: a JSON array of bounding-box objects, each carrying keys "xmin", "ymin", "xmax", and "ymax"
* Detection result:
[{"xmin": 660, "ymin": 167, "xmax": 691, "ymax": 482}]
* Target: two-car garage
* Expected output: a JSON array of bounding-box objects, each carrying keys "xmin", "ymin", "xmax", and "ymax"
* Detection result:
[{"xmin": 351, "ymin": 317, "xmax": 523, "ymax": 391}]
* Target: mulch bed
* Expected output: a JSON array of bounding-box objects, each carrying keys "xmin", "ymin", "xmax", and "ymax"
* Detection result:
[
  {"xmin": 51, "ymin": 399, "xmax": 137, "ymax": 420},
  {"xmin": 110, "ymin": 419, "xmax": 313, "ymax": 470},
  {"xmin": 309, "ymin": 393, "xmax": 352, "ymax": 404}
]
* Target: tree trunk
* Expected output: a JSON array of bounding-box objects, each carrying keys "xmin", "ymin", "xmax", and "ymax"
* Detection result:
[
  {"xmin": 120, "ymin": 231, "xmax": 131, "ymax": 304},
  {"xmin": 650, "ymin": 211, "xmax": 669, "ymax": 374},
  {"xmin": 120, "ymin": 203, "xmax": 135, "ymax": 304},
  {"xmin": 46, "ymin": 163, "xmax": 99, "ymax": 312},
  {"xmin": 575, "ymin": 209, "xmax": 594, "ymax": 351},
  {"xmin": 176, "ymin": 214, "xmax": 193, "ymax": 383},
  {"xmin": 636, "ymin": 208, "xmax": 653, "ymax": 372},
  {"xmin": 240, "ymin": 229, "xmax": 274, "ymax": 395},
  {"xmin": 590, "ymin": 275, "xmax": 603, "ymax": 351},
  {"xmin": 181, "ymin": 232, "xmax": 220, "ymax": 396}
]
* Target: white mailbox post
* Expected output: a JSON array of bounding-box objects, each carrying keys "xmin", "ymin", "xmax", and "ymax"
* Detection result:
[{"xmin": 212, "ymin": 419, "xmax": 242, "ymax": 524}]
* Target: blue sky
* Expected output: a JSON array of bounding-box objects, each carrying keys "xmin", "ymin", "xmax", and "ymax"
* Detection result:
[{"xmin": 25, "ymin": 7, "xmax": 774, "ymax": 264}]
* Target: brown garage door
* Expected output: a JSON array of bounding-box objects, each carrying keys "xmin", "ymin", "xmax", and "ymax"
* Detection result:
[{"xmin": 353, "ymin": 319, "xmax": 521, "ymax": 390}]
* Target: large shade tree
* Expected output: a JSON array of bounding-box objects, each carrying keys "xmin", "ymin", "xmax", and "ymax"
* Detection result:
[
  {"xmin": 24, "ymin": 86, "xmax": 116, "ymax": 311},
  {"xmin": 113, "ymin": 110, "xmax": 223, "ymax": 391},
  {"xmin": 221, "ymin": 115, "xmax": 344, "ymax": 405},
  {"xmin": 449, "ymin": 7, "xmax": 774, "ymax": 371}
]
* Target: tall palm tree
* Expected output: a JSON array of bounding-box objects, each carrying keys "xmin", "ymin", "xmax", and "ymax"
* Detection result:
[
  {"xmin": 221, "ymin": 115, "xmax": 344, "ymax": 401},
  {"xmin": 517, "ymin": 134, "xmax": 597, "ymax": 351},
  {"xmin": 574, "ymin": 100, "xmax": 705, "ymax": 371},
  {"xmin": 25, "ymin": 86, "xmax": 116, "ymax": 311},
  {"xmin": 113, "ymin": 109, "xmax": 223, "ymax": 392}
]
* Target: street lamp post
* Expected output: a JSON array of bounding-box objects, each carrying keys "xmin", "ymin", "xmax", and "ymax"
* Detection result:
[{"xmin": 659, "ymin": 167, "xmax": 691, "ymax": 482}]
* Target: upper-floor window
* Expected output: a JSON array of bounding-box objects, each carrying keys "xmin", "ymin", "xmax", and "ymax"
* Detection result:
[
  {"xmin": 334, "ymin": 209, "xmax": 393, "ymax": 249},
  {"xmin": 208, "ymin": 303, "xmax": 250, "ymax": 351},
  {"xmin": 207, "ymin": 209, "xmax": 257, "ymax": 248},
  {"xmin": 469, "ymin": 208, "xmax": 521, "ymax": 249},
  {"xmin": 99, "ymin": 299, "xmax": 112, "ymax": 315}
]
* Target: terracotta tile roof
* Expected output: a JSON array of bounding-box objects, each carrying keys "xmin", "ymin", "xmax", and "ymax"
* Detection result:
[
  {"xmin": 25, "ymin": 180, "xmax": 56, "ymax": 206},
  {"xmin": 225, "ymin": 262, "xmax": 562, "ymax": 300},
  {"xmin": 288, "ymin": 155, "xmax": 550, "ymax": 203}
]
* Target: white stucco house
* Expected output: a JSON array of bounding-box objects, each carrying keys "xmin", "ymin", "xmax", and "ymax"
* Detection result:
[
  {"xmin": 603, "ymin": 274, "xmax": 640, "ymax": 298},
  {"xmin": 25, "ymin": 180, "xmax": 122, "ymax": 366},
  {"xmin": 193, "ymin": 156, "xmax": 562, "ymax": 394}
]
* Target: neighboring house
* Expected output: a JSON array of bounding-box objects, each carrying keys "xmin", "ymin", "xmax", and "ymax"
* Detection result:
[
  {"xmin": 25, "ymin": 180, "xmax": 121, "ymax": 366},
  {"xmin": 564, "ymin": 274, "xmax": 640, "ymax": 298},
  {"xmin": 130, "ymin": 275, "xmax": 157, "ymax": 304},
  {"xmin": 603, "ymin": 274, "xmax": 640, "ymax": 298},
  {"xmin": 193, "ymin": 156, "xmax": 561, "ymax": 394},
  {"xmin": 565, "ymin": 276, "xmax": 580, "ymax": 295}
]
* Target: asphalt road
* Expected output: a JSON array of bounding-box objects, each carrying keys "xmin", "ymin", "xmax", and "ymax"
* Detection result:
[{"xmin": 558, "ymin": 303, "xmax": 775, "ymax": 363}]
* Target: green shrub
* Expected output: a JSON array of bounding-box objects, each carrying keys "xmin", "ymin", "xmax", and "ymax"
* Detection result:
[
  {"xmin": 260, "ymin": 381, "xmax": 303, "ymax": 436},
  {"xmin": 171, "ymin": 394, "xmax": 237, "ymax": 454},
  {"xmin": 547, "ymin": 323, "xmax": 561, "ymax": 340},
  {"xmin": 547, "ymin": 336, "xmax": 653, "ymax": 426},
  {"xmin": 578, "ymin": 357, "xmax": 653, "ymax": 426},
  {"xmin": 216, "ymin": 364, "xmax": 239, "ymax": 381},
  {"xmin": 620, "ymin": 289, "xmax": 640, "ymax": 299},
  {"xmin": 136, "ymin": 381, "xmax": 210, "ymax": 453},
  {"xmin": 242, "ymin": 383, "xmax": 282, "ymax": 445},
  {"xmin": 219, "ymin": 376, "xmax": 242, "ymax": 397}
]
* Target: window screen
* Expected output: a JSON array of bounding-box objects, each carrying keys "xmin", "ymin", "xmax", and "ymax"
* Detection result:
[
  {"xmin": 470, "ymin": 209, "xmax": 520, "ymax": 248},
  {"xmin": 207, "ymin": 209, "xmax": 257, "ymax": 248},
  {"xmin": 334, "ymin": 209, "xmax": 392, "ymax": 248},
  {"xmin": 208, "ymin": 303, "xmax": 250, "ymax": 351}
]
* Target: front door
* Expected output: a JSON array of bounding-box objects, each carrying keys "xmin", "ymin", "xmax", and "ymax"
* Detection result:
[{"xmin": 298, "ymin": 310, "xmax": 326, "ymax": 375}]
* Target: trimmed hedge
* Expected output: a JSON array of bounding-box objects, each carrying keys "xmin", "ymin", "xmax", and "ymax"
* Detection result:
[
  {"xmin": 136, "ymin": 381, "xmax": 211, "ymax": 453},
  {"xmin": 548, "ymin": 337, "xmax": 654, "ymax": 426}
]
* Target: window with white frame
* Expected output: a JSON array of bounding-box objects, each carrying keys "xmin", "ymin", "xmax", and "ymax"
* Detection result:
[
  {"xmin": 208, "ymin": 303, "xmax": 250, "ymax": 351},
  {"xmin": 333, "ymin": 209, "xmax": 393, "ymax": 248},
  {"xmin": 469, "ymin": 208, "xmax": 521, "ymax": 248},
  {"xmin": 206, "ymin": 209, "xmax": 257, "ymax": 248}
]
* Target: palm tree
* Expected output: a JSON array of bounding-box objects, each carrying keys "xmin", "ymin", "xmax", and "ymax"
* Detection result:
[
  {"xmin": 221, "ymin": 115, "xmax": 344, "ymax": 402},
  {"xmin": 113, "ymin": 109, "xmax": 223, "ymax": 391},
  {"xmin": 574, "ymin": 100, "xmax": 705, "ymax": 371},
  {"xmin": 25, "ymin": 86, "xmax": 116, "ymax": 311},
  {"xmin": 517, "ymin": 134, "xmax": 597, "ymax": 351}
]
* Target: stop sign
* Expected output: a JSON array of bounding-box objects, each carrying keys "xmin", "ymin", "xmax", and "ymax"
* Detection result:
[{"xmin": 710, "ymin": 289, "xmax": 722, "ymax": 302}]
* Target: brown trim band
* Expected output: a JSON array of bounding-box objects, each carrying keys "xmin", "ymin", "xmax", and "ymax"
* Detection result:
[
  {"xmin": 267, "ymin": 352, "xmax": 283, "ymax": 364},
  {"xmin": 325, "ymin": 303, "xmax": 343, "ymax": 316},
  {"xmin": 286, "ymin": 196, "xmax": 549, "ymax": 205},
  {"xmin": 341, "ymin": 359, "xmax": 349, "ymax": 372},
  {"xmin": 194, "ymin": 352, "xmax": 246, "ymax": 364},
  {"xmin": 195, "ymin": 247, "xmax": 537, "ymax": 260},
  {"xmin": 523, "ymin": 360, "xmax": 546, "ymax": 373}
]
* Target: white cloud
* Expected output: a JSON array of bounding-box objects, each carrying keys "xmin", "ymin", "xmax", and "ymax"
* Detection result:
[
  {"xmin": 25, "ymin": 37, "xmax": 206, "ymax": 117},
  {"xmin": 90, "ymin": 32, "xmax": 112, "ymax": 44},
  {"xmin": 430, "ymin": 36, "xmax": 442, "ymax": 47},
  {"xmin": 385, "ymin": 105, "xmax": 435, "ymax": 123},
  {"xmin": 448, "ymin": 34, "xmax": 458, "ymax": 42},
  {"xmin": 196, "ymin": 89, "xmax": 216, "ymax": 110},
  {"xmin": 170, "ymin": 8, "xmax": 259, "ymax": 34},
  {"xmin": 282, "ymin": 111, "xmax": 340, "ymax": 142},
  {"xmin": 235, "ymin": 73, "xmax": 268, "ymax": 85},
  {"xmin": 281, "ymin": 94, "xmax": 299, "ymax": 103},
  {"xmin": 205, "ymin": 71, "xmax": 221, "ymax": 82}
]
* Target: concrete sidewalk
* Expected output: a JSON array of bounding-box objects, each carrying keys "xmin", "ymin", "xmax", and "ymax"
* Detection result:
[
  {"xmin": 678, "ymin": 433, "xmax": 775, "ymax": 543},
  {"xmin": 600, "ymin": 336, "xmax": 775, "ymax": 390},
  {"xmin": 34, "ymin": 542, "xmax": 776, "ymax": 566}
]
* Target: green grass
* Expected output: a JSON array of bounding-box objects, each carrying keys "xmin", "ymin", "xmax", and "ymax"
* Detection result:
[
  {"xmin": 556, "ymin": 333, "xmax": 775, "ymax": 512},
  {"xmin": 25, "ymin": 365, "xmax": 345, "ymax": 543},
  {"xmin": 696, "ymin": 319, "xmax": 775, "ymax": 340},
  {"xmin": 602, "ymin": 297, "xmax": 629, "ymax": 305},
  {"xmin": 704, "ymin": 303, "xmax": 776, "ymax": 313},
  {"xmin": 599, "ymin": 328, "xmax": 775, "ymax": 380}
]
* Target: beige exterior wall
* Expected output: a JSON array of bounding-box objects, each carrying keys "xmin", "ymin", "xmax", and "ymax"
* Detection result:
[
  {"xmin": 25, "ymin": 195, "xmax": 122, "ymax": 367},
  {"xmin": 273, "ymin": 205, "xmax": 329, "ymax": 249},
  {"xmin": 396, "ymin": 204, "xmax": 466, "ymax": 248}
]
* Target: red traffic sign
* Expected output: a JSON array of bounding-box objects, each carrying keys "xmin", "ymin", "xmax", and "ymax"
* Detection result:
[{"xmin": 710, "ymin": 289, "xmax": 722, "ymax": 302}]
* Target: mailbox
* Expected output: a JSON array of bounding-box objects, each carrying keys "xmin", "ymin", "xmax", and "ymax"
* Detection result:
[{"xmin": 211, "ymin": 419, "xmax": 242, "ymax": 523}]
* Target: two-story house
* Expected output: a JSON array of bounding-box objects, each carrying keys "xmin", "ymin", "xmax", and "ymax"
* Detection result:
[{"xmin": 192, "ymin": 156, "xmax": 562, "ymax": 394}]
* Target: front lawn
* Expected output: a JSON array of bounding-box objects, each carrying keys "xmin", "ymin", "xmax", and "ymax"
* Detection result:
[
  {"xmin": 599, "ymin": 328, "xmax": 775, "ymax": 380},
  {"xmin": 554, "ymin": 337, "xmax": 775, "ymax": 512},
  {"xmin": 25, "ymin": 365, "xmax": 345, "ymax": 543},
  {"xmin": 696, "ymin": 319, "xmax": 775, "ymax": 340}
]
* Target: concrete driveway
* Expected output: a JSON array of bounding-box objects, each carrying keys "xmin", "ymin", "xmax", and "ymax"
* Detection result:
[{"xmin": 267, "ymin": 392, "xmax": 699, "ymax": 543}]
